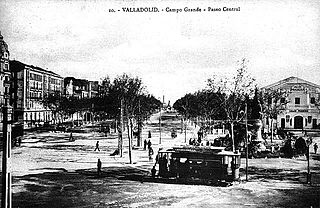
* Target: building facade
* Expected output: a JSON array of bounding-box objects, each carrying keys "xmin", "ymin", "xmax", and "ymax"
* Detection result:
[
  {"xmin": 0, "ymin": 32, "xmax": 11, "ymax": 131},
  {"xmin": 64, "ymin": 77, "xmax": 99, "ymax": 98},
  {"xmin": 262, "ymin": 77, "xmax": 320, "ymax": 131},
  {"xmin": 10, "ymin": 60, "xmax": 64, "ymax": 128}
]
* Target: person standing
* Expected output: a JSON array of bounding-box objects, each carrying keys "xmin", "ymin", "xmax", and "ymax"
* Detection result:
[
  {"xmin": 314, "ymin": 143, "xmax": 318, "ymax": 154},
  {"xmin": 94, "ymin": 141, "xmax": 100, "ymax": 151},
  {"xmin": 151, "ymin": 166, "xmax": 156, "ymax": 178},
  {"xmin": 97, "ymin": 159, "xmax": 102, "ymax": 176}
]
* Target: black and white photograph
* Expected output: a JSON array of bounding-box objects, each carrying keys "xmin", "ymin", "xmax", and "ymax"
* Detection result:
[{"xmin": 1, "ymin": 0, "xmax": 320, "ymax": 207}]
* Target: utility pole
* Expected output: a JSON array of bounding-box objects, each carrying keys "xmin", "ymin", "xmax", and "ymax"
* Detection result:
[
  {"xmin": 118, "ymin": 99, "xmax": 124, "ymax": 157},
  {"xmin": 184, "ymin": 119, "xmax": 187, "ymax": 143},
  {"xmin": 159, "ymin": 101, "xmax": 162, "ymax": 144},
  {"xmin": 184, "ymin": 100, "xmax": 188, "ymax": 143},
  {"xmin": 245, "ymin": 103, "xmax": 249, "ymax": 181},
  {"xmin": 137, "ymin": 99, "xmax": 142, "ymax": 147},
  {"xmin": 2, "ymin": 106, "xmax": 13, "ymax": 208}
]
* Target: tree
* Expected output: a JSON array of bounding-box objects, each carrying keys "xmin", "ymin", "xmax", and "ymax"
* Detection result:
[
  {"xmin": 109, "ymin": 73, "xmax": 155, "ymax": 163},
  {"xmin": 258, "ymin": 88, "xmax": 289, "ymax": 142},
  {"xmin": 207, "ymin": 58, "xmax": 256, "ymax": 151},
  {"xmin": 41, "ymin": 91, "xmax": 65, "ymax": 124},
  {"xmin": 173, "ymin": 90, "xmax": 227, "ymax": 132}
]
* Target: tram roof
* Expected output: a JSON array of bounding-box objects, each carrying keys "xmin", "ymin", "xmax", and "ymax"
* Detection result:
[{"xmin": 158, "ymin": 145, "xmax": 240, "ymax": 156}]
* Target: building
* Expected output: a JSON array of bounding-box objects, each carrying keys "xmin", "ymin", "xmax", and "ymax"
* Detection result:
[
  {"xmin": 10, "ymin": 60, "xmax": 64, "ymax": 128},
  {"xmin": 64, "ymin": 77, "xmax": 99, "ymax": 98},
  {"xmin": 64, "ymin": 77, "xmax": 99, "ymax": 123},
  {"xmin": 0, "ymin": 32, "xmax": 11, "ymax": 131},
  {"xmin": 262, "ymin": 76, "xmax": 320, "ymax": 131}
]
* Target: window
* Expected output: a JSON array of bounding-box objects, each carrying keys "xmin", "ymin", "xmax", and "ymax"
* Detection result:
[
  {"xmin": 310, "ymin": 97, "xmax": 315, "ymax": 104},
  {"xmin": 295, "ymin": 97, "xmax": 300, "ymax": 104},
  {"xmin": 286, "ymin": 115, "xmax": 290, "ymax": 122}
]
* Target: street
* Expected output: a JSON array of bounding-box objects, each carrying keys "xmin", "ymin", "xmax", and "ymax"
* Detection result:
[{"xmin": 1, "ymin": 112, "xmax": 320, "ymax": 208}]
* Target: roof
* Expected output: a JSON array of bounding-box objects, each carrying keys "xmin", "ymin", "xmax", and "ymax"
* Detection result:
[
  {"xmin": 159, "ymin": 146, "xmax": 240, "ymax": 156},
  {"xmin": 262, "ymin": 76, "xmax": 320, "ymax": 90},
  {"xmin": 9, "ymin": 60, "xmax": 63, "ymax": 78}
]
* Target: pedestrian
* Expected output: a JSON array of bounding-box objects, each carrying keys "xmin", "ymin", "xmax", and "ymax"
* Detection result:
[
  {"xmin": 94, "ymin": 141, "xmax": 100, "ymax": 151},
  {"xmin": 69, "ymin": 132, "xmax": 74, "ymax": 141},
  {"xmin": 151, "ymin": 166, "xmax": 156, "ymax": 178},
  {"xmin": 97, "ymin": 158, "xmax": 102, "ymax": 176},
  {"xmin": 143, "ymin": 139, "xmax": 147, "ymax": 150},
  {"xmin": 18, "ymin": 137, "xmax": 22, "ymax": 146},
  {"xmin": 147, "ymin": 139, "xmax": 152, "ymax": 150},
  {"xmin": 148, "ymin": 130, "xmax": 151, "ymax": 139},
  {"xmin": 314, "ymin": 143, "xmax": 318, "ymax": 154}
]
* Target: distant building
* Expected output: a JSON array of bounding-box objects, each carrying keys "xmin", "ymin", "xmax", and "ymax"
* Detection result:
[
  {"xmin": 0, "ymin": 32, "xmax": 11, "ymax": 131},
  {"xmin": 262, "ymin": 76, "xmax": 320, "ymax": 131},
  {"xmin": 64, "ymin": 77, "xmax": 99, "ymax": 123},
  {"xmin": 10, "ymin": 60, "xmax": 63, "ymax": 128},
  {"xmin": 64, "ymin": 77, "xmax": 99, "ymax": 98}
]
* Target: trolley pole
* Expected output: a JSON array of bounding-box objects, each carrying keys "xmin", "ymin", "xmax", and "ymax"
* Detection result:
[
  {"xmin": 2, "ymin": 105, "xmax": 13, "ymax": 208},
  {"xmin": 245, "ymin": 103, "xmax": 249, "ymax": 181}
]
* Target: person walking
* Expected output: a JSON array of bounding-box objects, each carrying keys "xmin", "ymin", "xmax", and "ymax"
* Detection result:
[
  {"xmin": 143, "ymin": 139, "xmax": 147, "ymax": 150},
  {"xmin": 149, "ymin": 147, "xmax": 154, "ymax": 160},
  {"xmin": 97, "ymin": 159, "xmax": 102, "ymax": 176},
  {"xmin": 314, "ymin": 143, "xmax": 318, "ymax": 154},
  {"xmin": 69, "ymin": 132, "xmax": 74, "ymax": 141},
  {"xmin": 147, "ymin": 139, "xmax": 152, "ymax": 150},
  {"xmin": 94, "ymin": 141, "xmax": 100, "ymax": 151}
]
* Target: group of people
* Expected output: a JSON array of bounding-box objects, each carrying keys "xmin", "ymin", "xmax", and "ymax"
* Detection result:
[{"xmin": 144, "ymin": 131, "xmax": 153, "ymax": 159}]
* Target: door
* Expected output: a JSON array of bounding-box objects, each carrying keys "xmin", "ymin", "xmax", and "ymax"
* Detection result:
[
  {"xmin": 312, "ymin": 119, "xmax": 317, "ymax": 129},
  {"xmin": 294, "ymin": 116, "xmax": 303, "ymax": 129}
]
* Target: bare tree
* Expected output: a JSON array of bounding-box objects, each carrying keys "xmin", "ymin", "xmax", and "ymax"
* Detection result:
[
  {"xmin": 258, "ymin": 88, "xmax": 289, "ymax": 142},
  {"xmin": 207, "ymin": 58, "xmax": 255, "ymax": 151}
]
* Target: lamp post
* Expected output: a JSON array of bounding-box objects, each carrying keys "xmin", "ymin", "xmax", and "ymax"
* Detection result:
[
  {"xmin": 2, "ymin": 105, "xmax": 13, "ymax": 208},
  {"xmin": 306, "ymin": 136, "xmax": 312, "ymax": 184}
]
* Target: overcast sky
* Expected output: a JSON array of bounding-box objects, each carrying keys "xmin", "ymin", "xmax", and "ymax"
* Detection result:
[{"xmin": 1, "ymin": 0, "xmax": 319, "ymax": 103}]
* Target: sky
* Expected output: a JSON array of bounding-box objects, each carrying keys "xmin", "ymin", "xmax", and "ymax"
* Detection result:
[{"xmin": 1, "ymin": 0, "xmax": 320, "ymax": 103}]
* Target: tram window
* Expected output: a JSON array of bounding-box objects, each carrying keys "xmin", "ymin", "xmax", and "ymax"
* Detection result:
[{"xmin": 223, "ymin": 156, "xmax": 229, "ymax": 165}]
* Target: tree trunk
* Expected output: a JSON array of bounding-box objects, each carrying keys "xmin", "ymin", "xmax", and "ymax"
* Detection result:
[
  {"xmin": 127, "ymin": 117, "xmax": 132, "ymax": 164},
  {"xmin": 271, "ymin": 118, "xmax": 273, "ymax": 143}
]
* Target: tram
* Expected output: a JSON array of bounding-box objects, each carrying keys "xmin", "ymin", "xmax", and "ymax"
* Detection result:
[{"xmin": 154, "ymin": 146, "xmax": 241, "ymax": 183}]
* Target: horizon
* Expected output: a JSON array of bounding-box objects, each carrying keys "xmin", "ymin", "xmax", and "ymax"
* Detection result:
[{"xmin": 1, "ymin": 0, "xmax": 320, "ymax": 103}]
